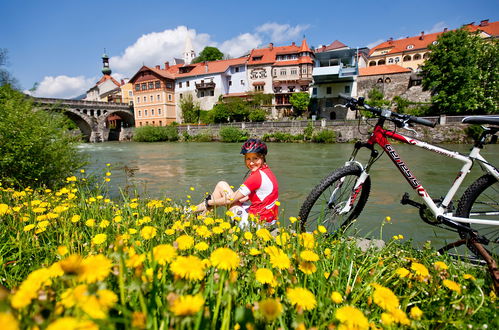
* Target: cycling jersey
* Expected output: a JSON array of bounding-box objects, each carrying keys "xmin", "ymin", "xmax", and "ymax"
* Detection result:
[{"xmin": 237, "ymin": 164, "xmax": 279, "ymax": 222}]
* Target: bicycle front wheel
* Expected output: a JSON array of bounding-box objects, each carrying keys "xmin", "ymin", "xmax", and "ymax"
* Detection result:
[
  {"xmin": 299, "ymin": 165, "xmax": 371, "ymax": 234},
  {"xmin": 456, "ymin": 174, "xmax": 499, "ymax": 258}
]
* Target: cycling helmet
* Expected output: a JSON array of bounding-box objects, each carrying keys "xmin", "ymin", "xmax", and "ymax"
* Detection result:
[{"xmin": 240, "ymin": 138, "xmax": 268, "ymax": 155}]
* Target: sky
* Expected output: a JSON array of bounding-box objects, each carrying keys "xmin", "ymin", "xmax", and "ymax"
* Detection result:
[{"xmin": 1, "ymin": 0, "xmax": 497, "ymax": 99}]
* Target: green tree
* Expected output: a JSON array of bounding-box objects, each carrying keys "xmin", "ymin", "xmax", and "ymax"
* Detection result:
[
  {"xmin": 289, "ymin": 92, "xmax": 310, "ymax": 116},
  {"xmin": 421, "ymin": 29, "xmax": 498, "ymax": 114},
  {"xmin": 0, "ymin": 85, "xmax": 85, "ymax": 188},
  {"xmin": 0, "ymin": 49, "xmax": 19, "ymax": 88},
  {"xmin": 179, "ymin": 94, "xmax": 201, "ymax": 123},
  {"xmin": 192, "ymin": 47, "xmax": 224, "ymax": 64}
]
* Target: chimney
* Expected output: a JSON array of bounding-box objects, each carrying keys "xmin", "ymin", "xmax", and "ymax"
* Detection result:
[
  {"xmin": 388, "ymin": 37, "xmax": 393, "ymax": 44},
  {"xmin": 164, "ymin": 61, "xmax": 170, "ymax": 69},
  {"xmin": 480, "ymin": 19, "xmax": 489, "ymax": 27},
  {"xmin": 269, "ymin": 43, "xmax": 273, "ymax": 50},
  {"xmin": 443, "ymin": 28, "xmax": 448, "ymax": 32},
  {"xmin": 121, "ymin": 79, "xmax": 125, "ymax": 85},
  {"xmin": 205, "ymin": 63, "xmax": 208, "ymax": 73},
  {"xmin": 292, "ymin": 42, "xmax": 295, "ymax": 46},
  {"xmin": 419, "ymin": 31, "xmax": 425, "ymax": 40}
]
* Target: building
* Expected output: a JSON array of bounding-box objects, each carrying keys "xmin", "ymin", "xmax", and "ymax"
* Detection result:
[
  {"xmin": 85, "ymin": 53, "xmax": 121, "ymax": 101},
  {"xmin": 119, "ymin": 79, "xmax": 134, "ymax": 105},
  {"xmin": 310, "ymin": 41, "xmax": 368, "ymax": 120},
  {"xmin": 247, "ymin": 40, "xmax": 315, "ymax": 117},
  {"xmin": 128, "ymin": 63, "xmax": 176, "ymax": 126}
]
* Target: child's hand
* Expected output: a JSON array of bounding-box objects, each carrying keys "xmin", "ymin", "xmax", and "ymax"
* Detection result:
[{"xmin": 239, "ymin": 196, "xmax": 249, "ymax": 203}]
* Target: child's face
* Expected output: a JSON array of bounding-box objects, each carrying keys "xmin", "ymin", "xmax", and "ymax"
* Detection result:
[{"xmin": 244, "ymin": 153, "xmax": 264, "ymax": 172}]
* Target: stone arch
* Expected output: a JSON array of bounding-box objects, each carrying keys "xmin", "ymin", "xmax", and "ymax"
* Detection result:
[
  {"xmin": 423, "ymin": 52, "xmax": 430, "ymax": 59},
  {"xmin": 403, "ymin": 55, "xmax": 412, "ymax": 61},
  {"xmin": 413, "ymin": 54, "xmax": 421, "ymax": 60},
  {"xmin": 369, "ymin": 61, "xmax": 377, "ymax": 66},
  {"xmin": 378, "ymin": 59, "xmax": 386, "ymax": 65},
  {"xmin": 63, "ymin": 108, "xmax": 96, "ymax": 142}
]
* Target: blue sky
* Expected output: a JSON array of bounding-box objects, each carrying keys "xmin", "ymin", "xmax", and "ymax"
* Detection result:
[{"xmin": 1, "ymin": 0, "xmax": 497, "ymax": 98}]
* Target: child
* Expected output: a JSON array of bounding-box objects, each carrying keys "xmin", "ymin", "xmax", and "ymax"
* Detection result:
[{"xmin": 195, "ymin": 138, "xmax": 279, "ymax": 228}]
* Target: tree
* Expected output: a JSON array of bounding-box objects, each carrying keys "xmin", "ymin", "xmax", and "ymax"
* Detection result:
[
  {"xmin": 421, "ymin": 29, "xmax": 498, "ymax": 115},
  {"xmin": 0, "ymin": 49, "xmax": 19, "ymax": 88},
  {"xmin": 289, "ymin": 92, "xmax": 310, "ymax": 117},
  {"xmin": 179, "ymin": 94, "xmax": 201, "ymax": 123},
  {"xmin": 0, "ymin": 85, "xmax": 85, "ymax": 188},
  {"xmin": 192, "ymin": 47, "xmax": 224, "ymax": 63}
]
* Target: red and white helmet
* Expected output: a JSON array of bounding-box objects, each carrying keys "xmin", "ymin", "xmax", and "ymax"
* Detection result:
[{"xmin": 240, "ymin": 138, "xmax": 268, "ymax": 155}]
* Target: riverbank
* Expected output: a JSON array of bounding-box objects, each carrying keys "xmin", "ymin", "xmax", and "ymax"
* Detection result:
[{"xmin": 0, "ymin": 177, "xmax": 496, "ymax": 328}]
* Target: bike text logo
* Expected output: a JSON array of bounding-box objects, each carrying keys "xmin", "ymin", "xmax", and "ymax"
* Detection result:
[{"xmin": 385, "ymin": 144, "xmax": 420, "ymax": 188}]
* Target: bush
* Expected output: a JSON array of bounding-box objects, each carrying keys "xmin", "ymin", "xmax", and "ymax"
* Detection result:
[
  {"xmin": 133, "ymin": 125, "xmax": 179, "ymax": 142},
  {"xmin": 191, "ymin": 130, "xmax": 213, "ymax": 142},
  {"xmin": 303, "ymin": 121, "xmax": 314, "ymax": 141},
  {"xmin": 219, "ymin": 127, "xmax": 248, "ymax": 143},
  {"xmin": 262, "ymin": 132, "xmax": 303, "ymax": 143},
  {"xmin": 248, "ymin": 108, "xmax": 267, "ymax": 122},
  {"xmin": 0, "ymin": 85, "xmax": 85, "ymax": 188},
  {"xmin": 464, "ymin": 124, "xmax": 484, "ymax": 141},
  {"xmin": 312, "ymin": 129, "xmax": 336, "ymax": 143}
]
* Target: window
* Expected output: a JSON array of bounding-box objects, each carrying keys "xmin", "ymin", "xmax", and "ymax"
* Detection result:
[
  {"xmin": 180, "ymin": 93, "xmax": 183, "ymax": 99},
  {"xmin": 344, "ymin": 85, "xmax": 351, "ymax": 93},
  {"xmin": 385, "ymin": 78, "xmax": 391, "ymax": 84},
  {"xmin": 200, "ymin": 91, "xmax": 205, "ymax": 97},
  {"xmin": 302, "ymin": 68, "xmax": 307, "ymax": 74},
  {"xmin": 291, "ymin": 69, "xmax": 297, "ymax": 75},
  {"xmin": 143, "ymin": 96, "xmax": 146, "ymax": 102},
  {"xmin": 240, "ymin": 80, "xmax": 244, "ymax": 85},
  {"xmin": 186, "ymin": 81, "xmax": 190, "ymax": 87},
  {"xmin": 388, "ymin": 58, "xmax": 394, "ymax": 64},
  {"xmin": 377, "ymin": 78, "xmax": 384, "ymax": 83},
  {"xmin": 255, "ymin": 85, "xmax": 264, "ymax": 92},
  {"xmin": 413, "ymin": 54, "xmax": 421, "ymax": 60},
  {"xmin": 157, "ymin": 94, "xmax": 160, "ymax": 101},
  {"xmin": 235, "ymin": 66, "xmax": 239, "ymax": 72},
  {"xmin": 148, "ymin": 82, "xmax": 154, "ymax": 89},
  {"xmin": 273, "ymin": 69, "xmax": 277, "ymax": 77},
  {"xmin": 288, "ymin": 86, "xmax": 295, "ymax": 92},
  {"xmin": 137, "ymin": 97, "xmax": 140, "ymax": 103},
  {"xmin": 369, "ymin": 61, "xmax": 377, "ymax": 66},
  {"xmin": 423, "ymin": 52, "xmax": 430, "ymax": 59},
  {"xmin": 139, "ymin": 122, "xmax": 143, "ymax": 127},
  {"xmin": 141, "ymin": 83, "xmax": 146, "ymax": 90},
  {"xmin": 312, "ymin": 88, "xmax": 317, "ymax": 95},
  {"xmin": 179, "ymin": 82, "xmax": 182, "ymax": 88},
  {"xmin": 252, "ymin": 56, "xmax": 262, "ymax": 61},
  {"xmin": 378, "ymin": 59, "xmax": 386, "ymax": 65},
  {"xmin": 326, "ymin": 87, "xmax": 332, "ymax": 94},
  {"xmin": 406, "ymin": 44, "xmax": 414, "ymax": 49},
  {"xmin": 280, "ymin": 69, "xmax": 286, "ymax": 76},
  {"xmin": 159, "ymin": 121, "xmax": 162, "ymax": 126},
  {"xmin": 128, "ymin": 91, "xmax": 133, "ymax": 97},
  {"xmin": 155, "ymin": 81, "xmax": 161, "ymax": 89},
  {"xmin": 395, "ymin": 57, "xmax": 400, "ymax": 63},
  {"xmin": 228, "ymin": 80, "xmax": 232, "ymax": 86},
  {"xmin": 135, "ymin": 84, "xmax": 140, "ymax": 91},
  {"xmin": 432, "ymin": 41, "xmax": 438, "ymax": 45},
  {"xmin": 158, "ymin": 109, "xmax": 161, "ymax": 115},
  {"xmin": 168, "ymin": 94, "xmax": 172, "ymax": 101},
  {"xmin": 144, "ymin": 110, "xmax": 148, "ymax": 116},
  {"xmin": 403, "ymin": 55, "xmax": 412, "ymax": 61},
  {"xmin": 150, "ymin": 95, "xmax": 153, "ymax": 102},
  {"xmin": 138, "ymin": 110, "xmax": 142, "ymax": 117},
  {"xmin": 210, "ymin": 90, "xmax": 214, "ymax": 96},
  {"xmin": 166, "ymin": 82, "xmax": 172, "ymax": 89},
  {"xmin": 151, "ymin": 109, "xmax": 155, "ymax": 116}
]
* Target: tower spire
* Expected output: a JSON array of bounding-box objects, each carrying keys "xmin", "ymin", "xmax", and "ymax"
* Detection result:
[
  {"xmin": 102, "ymin": 49, "xmax": 111, "ymax": 75},
  {"xmin": 183, "ymin": 30, "xmax": 196, "ymax": 64}
]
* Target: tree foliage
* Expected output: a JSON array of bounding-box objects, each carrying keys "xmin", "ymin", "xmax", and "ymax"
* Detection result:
[
  {"xmin": 421, "ymin": 29, "xmax": 498, "ymax": 114},
  {"xmin": 0, "ymin": 85, "xmax": 85, "ymax": 188},
  {"xmin": 179, "ymin": 94, "xmax": 201, "ymax": 123},
  {"xmin": 289, "ymin": 92, "xmax": 310, "ymax": 116},
  {"xmin": 0, "ymin": 49, "xmax": 19, "ymax": 89},
  {"xmin": 192, "ymin": 47, "xmax": 224, "ymax": 64},
  {"xmin": 209, "ymin": 95, "xmax": 270, "ymax": 123}
]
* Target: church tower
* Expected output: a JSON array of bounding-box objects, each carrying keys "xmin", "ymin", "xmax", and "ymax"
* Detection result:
[
  {"xmin": 102, "ymin": 52, "xmax": 112, "ymax": 75},
  {"xmin": 183, "ymin": 33, "xmax": 196, "ymax": 64}
]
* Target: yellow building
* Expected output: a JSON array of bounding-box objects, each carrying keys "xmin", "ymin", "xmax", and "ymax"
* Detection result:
[{"xmin": 120, "ymin": 81, "xmax": 134, "ymax": 105}]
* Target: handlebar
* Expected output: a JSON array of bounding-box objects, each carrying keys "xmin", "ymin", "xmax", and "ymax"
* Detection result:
[{"xmin": 338, "ymin": 93, "xmax": 437, "ymax": 128}]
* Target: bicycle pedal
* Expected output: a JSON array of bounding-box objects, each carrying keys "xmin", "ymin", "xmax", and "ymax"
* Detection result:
[{"xmin": 400, "ymin": 193, "xmax": 424, "ymax": 209}]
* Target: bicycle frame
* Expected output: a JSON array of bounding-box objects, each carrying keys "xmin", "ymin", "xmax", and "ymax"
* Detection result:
[{"xmin": 346, "ymin": 123, "xmax": 499, "ymax": 226}]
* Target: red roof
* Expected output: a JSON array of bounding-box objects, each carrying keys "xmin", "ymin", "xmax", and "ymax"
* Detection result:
[
  {"xmin": 247, "ymin": 39, "xmax": 314, "ymax": 66},
  {"xmin": 463, "ymin": 20, "xmax": 499, "ymax": 37},
  {"xmin": 315, "ymin": 40, "xmax": 348, "ymax": 53},
  {"xmin": 96, "ymin": 74, "xmax": 121, "ymax": 87},
  {"xmin": 359, "ymin": 65, "xmax": 411, "ymax": 76},
  {"xmin": 170, "ymin": 57, "xmax": 248, "ymax": 78}
]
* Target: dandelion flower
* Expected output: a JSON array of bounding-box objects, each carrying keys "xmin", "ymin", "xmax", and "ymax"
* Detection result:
[
  {"xmin": 255, "ymin": 268, "xmax": 275, "ymax": 285},
  {"xmin": 92, "ymin": 233, "xmax": 107, "ymax": 245},
  {"xmin": 170, "ymin": 294, "xmax": 205, "ymax": 316},
  {"xmin": 170, "ymin": 255, "xmax": 206, "ymax": 281},
  {"xmin": 433, "ymin": 261, "xmax": 448, "ymax": 271},
  {"xmin": 140, "ymin": 226, "xmax": 157, "ymax": 240},
  {"xmin": 0, "ymin": 312, "xmax": 18, "ymax": 330},
  {"xmin": 85, "ymin": 219, "xmax": 95, "ymax": 227},
  {"xmin": 395, "ymin": 267, "xmax": 410, "ymax": 278},
  {"xmin": 71, "ymin": 215, "xmax": 81, "ymax": 223},
  {"xmin": 210, "ymin": 248, "xmax": 240, "ymax": 271},
  {"xmin": 249, "ymin": 248, "xmax": 262, "ymax": 256},
  {"xmin": 298, "ymin": 261, "xmax": 317, "ymax": 275},
  {"xmin": 286, "ymin": 287, "xmax": 316, "ymax": 311},
  {"xmin": 335, "ymin": 305, "xmax": 369, "ymax": 329},
  {"xmin": 331, "ymin": 291, "xmax": 343, "ymax": 304},
  {"xmin": 194, "ymin": 242, "xmax": 209, "ymax": 251},
  {"xmin": 289, "ymin": 216, "xmax": 298, "ymax": 223},
  {"xmin": 256, "ymin": 228, "xmax": 273, "ymax": 241},
  {"xmin": 409, "ymin": 306, "xmax": 423, "ymax": 320},
  {"xmin": 97, "ymin": 289, "xmax": 118, "ymax": 308},
  {"xmin": 265, "ymin": 246, "xmax": 290, "ymax": 270},
  {"xmin": 372, "ymin": 285, "xmax": 399, "ymax": 311},
  {"xmin": 411, "ymin": 262, "xmax": 430, "ymax": 279},
  {"xmin": 99, "ymin": 220, "xmax": 110, "ymax": 228},
  {"xmin": 57, "ymin": 246, "xmax": 69, "ymax": 256},
  {"xmin": 463, "ymin": 273, "xmax": 476, "ymax": 281},
  {"xmin": 23, "ymin": 224, "xmax": 35, "ymax": 232},
  {"xmin": 46, "ymin": 317, "xmax": 97, "ymax": 330},
  {"xmin": 60, "ymin": 254, "xmax": 84, "ymax": 275},
  {"xmin": 389, "ymin": 308, "xmax": 410, "ymax": 325},
  {"xmin": 299, "ymin": 232, "xmax": 315, "ymax": 249},
  {"xmin": 175, "ymin": 235, "xmax": 194, "ymax": 250},
  {"xmin": 258, "ymin": 298, "xmax": 282, "ymax": 322},
  {"xmin": 381, "ymin": 312, "xmax": 394, "ymax": 326},
  {"xmin": 443, "ymin": 279, "xmax": 461, "ymax": 294},
  {"xmin": 243, "ymin": 232, "xmax": 253, "ymax": 240},
  {"xmin": 300, "ymin": 250, "xmax": 319, "ymax": 262},
  {"xmin": 78, "ymin": 254, "xmax": 112, "ymax": 283},
  {"xmin": 153, "ymin": 244, "xmax": 177, "ymax": 265},
  {"xmin": 275, "ymin": 232, "xmax": 290, "ymax": 246}
]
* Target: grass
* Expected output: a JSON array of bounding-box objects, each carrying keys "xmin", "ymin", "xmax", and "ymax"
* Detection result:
[{"xmin": 0, "ymin": 169, "xmax": 496, "ymax": 329}]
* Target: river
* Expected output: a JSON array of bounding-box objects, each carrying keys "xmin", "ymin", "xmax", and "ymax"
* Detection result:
[{"xmin": 79, "ymin": 141, "xmax": 498, "ymax": 248}]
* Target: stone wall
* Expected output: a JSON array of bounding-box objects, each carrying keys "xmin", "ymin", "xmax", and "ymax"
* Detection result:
[{"xmin": 357, "ymin": 72, "xmax": 412, "ymax": 100}]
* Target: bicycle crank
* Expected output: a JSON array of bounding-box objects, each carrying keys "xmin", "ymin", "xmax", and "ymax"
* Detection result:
[{"xmin": 400, "ymin": 193, "xmax": 440, "ymax": 225}]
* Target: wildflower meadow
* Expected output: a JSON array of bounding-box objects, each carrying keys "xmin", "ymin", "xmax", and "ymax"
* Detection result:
[{"xmin": 0, "ymin": 168, "xmax": 496, "ymax": 329}]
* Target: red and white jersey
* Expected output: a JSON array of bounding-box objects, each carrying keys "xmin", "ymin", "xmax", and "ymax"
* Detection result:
[{"xmin": 238, "ymin": 164, "xmax": 279, "ymax": 222}]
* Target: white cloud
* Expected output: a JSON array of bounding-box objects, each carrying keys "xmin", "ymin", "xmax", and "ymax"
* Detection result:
[
  {"xmin": 219, "ymin": 33, "xmax": 262, "ymax": 58},
  {"xmin": 255, "ymin": 22, "xmax": 310, "ymax": 43},
  {"xmin": 426, "ymin": 21, "xmax": 447, "ymax": 34},
  {"xmin": 366, "ymin": 39, "xmax": 385, "ymax": 49},
  {"xmin": 27, "ymin": 75, "xmax": 95, "ymax": 99}
]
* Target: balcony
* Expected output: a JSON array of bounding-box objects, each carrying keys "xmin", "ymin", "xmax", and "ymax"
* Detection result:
[
  {"xmin": 195, "ymin": 81, "xmax": 216, "ymax": 90},
  {"xmin": 312, "ymin": 63, "xmax": 357, "ymax": 83}
]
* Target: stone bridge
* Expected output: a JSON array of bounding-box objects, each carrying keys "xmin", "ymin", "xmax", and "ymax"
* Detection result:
[{"xmin": 33, "ymin": 97, "xmax": 135, "ymax": 142}]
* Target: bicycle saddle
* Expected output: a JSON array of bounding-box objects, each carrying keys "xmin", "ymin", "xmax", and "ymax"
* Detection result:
[{"xmin": 462, "ymin": 116, "xmax": 499, "ymax": 126}]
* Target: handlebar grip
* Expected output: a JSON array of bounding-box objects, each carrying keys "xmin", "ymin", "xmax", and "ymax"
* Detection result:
[{"xmin": 409, "ymin": 116, "xmax": 437, "ymax": 128}]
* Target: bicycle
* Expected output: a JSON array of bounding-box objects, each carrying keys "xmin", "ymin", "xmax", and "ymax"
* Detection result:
[{"xmin": 298, "ymin": 94, "xmax": 499, "ymax": 291}]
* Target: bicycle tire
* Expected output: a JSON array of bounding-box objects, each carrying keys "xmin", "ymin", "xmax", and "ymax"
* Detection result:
[
  {"xmin": 455, "ymin": 174, "xmax": 498, "ymax": 258},
  {"xmin": 299, "ymin": 165, "xmax": 371, "ymax": 234}
]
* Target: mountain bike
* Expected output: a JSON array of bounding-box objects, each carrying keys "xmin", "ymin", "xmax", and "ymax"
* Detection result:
[{"xmin": 298, "ymin": 94, "xmax": 498, "ymax": 290}]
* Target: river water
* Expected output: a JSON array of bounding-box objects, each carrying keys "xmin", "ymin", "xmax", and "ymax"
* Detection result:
[{"xmin": 79, "ymin": 141, "xmax": 498, "ymax": 248}]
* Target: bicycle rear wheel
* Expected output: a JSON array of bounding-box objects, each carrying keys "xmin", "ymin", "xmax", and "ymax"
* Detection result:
[
  {"xmin": 299, "ymin": 165, "xmax": 371, "ymax": 234},
  {"xmin": 456, "ymin": 174, "xmax": 499, "ymax": 258}
]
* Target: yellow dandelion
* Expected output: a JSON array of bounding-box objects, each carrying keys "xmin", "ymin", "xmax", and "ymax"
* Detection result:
[
  {"xmin": 299, "ymin": 232, "xmax": 315, "ymax": 249},
  {"xmin": 194, "ymin": 242, "xmax": 209, "ymax": 251},
  {"xmin": 265, "ymin": 246, "xmax": 291, "ymax": 270},
  {"xmin": 210, "ymin": 248, "xmax": 240, "ymax": 271},
  {"xmin": 463, "ymin": 273, "xmax": 476, "ymax": 281},
  {"xmin": 381, "ymin": 312, "xmax": 394, "ymax": 326},
  {"xmin": 60, "ymin": 254, "xmax": 84, "ymax": 275},
  {"xmin": 286, "ymin": 287, "xmax": 316, "ymax": 311},
  {"xmin": 289, "ymin": 216, "xmax": 298, "ymax": 223},
  {"xmin": 433, "ymin": 261, "xmax": 448, "ymax": 271},
  {"xmin": 385, "ymin": 216, "xmax": 391, "ymax": 222},
  {"xmin": 255, "ymin": 268, "xmax": 275, "ymax": 285},
  {"xmin": 395, "ymin": 267, "xmax": 410, "ymax": 278},
  {"xmin": 300, "ymin": 249, "xmax": 319, "ymax": 262},
  {"xmin": 165, "ymin": 228, "xmax": 175, "ymax": 235},
  {"xmin": 46, "ymin": 317, "xmax": 97, "ymax": 330},
  {"xmin": 389, "ymin": 308, "xmax": 410, "ymax": 325},
  {"xmin": 258, "ymin": 298, "xmax": 283, "ymax": 322},
  {"xmin": 256, "ymin": 228, "xmax": 273, "ymax": 242},
  {"xmin": 275, "ymin": 232, "xmax": 290, "ymax": 246},
  {"xmin": 175, "ymin": 235, "xmax": 194, "ymax": 250},
  {"xmin": 92, "ymin": 233, "xmax": 107, "ymax": 245},
  {"xmin": 71, "ymin": 215, "xmax": 81, "ymax": 223},
  {"xmin": 335, "ymin": 305, "xmax": 369, "ymax": 329},
  {"xmin": 170, "ymin": 255, "xmax": 206, "ymax": 281},
  {"xmin": 140, "ymin": 226, "xmax": 157, "ymax": 240},
  {"xmin": 0, "ymin": 312, "xmax": 19, "ymax": 330},
  {"xmin": 443, "ymin": 279, "xmax": 461, "ymax": 294},
  {"xmin": 78, "ymin": 254, "xmax": 112, "ymax": 283},
  {"xmin": 249, "ymin": 248, "xmax": 262, "ymax": 256},
  {"xmin": 170, "ymin": 294, "xmax": 205, "ymax": 316},
  {"xmin": 85, "ymin": 219, "xmax": 95, "ymax": 227},
  {"xmin": 23, "ymin": 224, "xmax": 35, "ymax": 232},
  {"xmin": 331, "ymin": 291, "xmax": 343, "ymax": 304},
  {"xmin": 409, "ymin": 306, "xmax": 423, "ymax": 320},
  {"xmin": 298, "ymin": 261, "xmax": 317, "ymax": 275},
  {"xmin": 153, "ymin": 244, "xmax": 177, "ymax": 265},
  {"xmin": 97, "ymin": 289, "xmax": 118, "ymax": 308},
  {"xmin": 411, "ymin": 262, "xmax": 430, "ymax": 278},
  {"xmin": 243, "ymin": 232, "xmax": 253, "ymax": 240},
  {"xmin": 57, "ymin": 246, "xmax": 69, "ymax": 256},
  {"xmin": 372, "ymin": 285, "xmax": 399, "ymax": 311}
]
